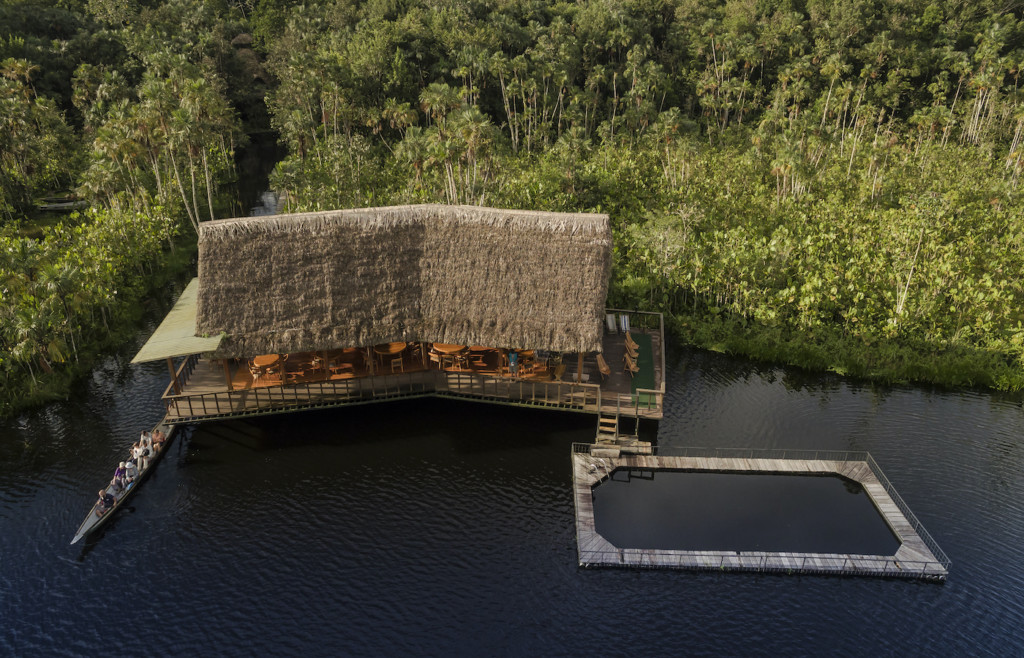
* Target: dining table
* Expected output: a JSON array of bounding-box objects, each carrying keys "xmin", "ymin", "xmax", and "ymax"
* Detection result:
[
  {"xmin": 432, "ymin": 343, "xmax": 467, "ymax": 354},
  {"xmin": 373, "ymin": 342, "xmax": 407, "ymax": 356},
  {"xmin": 253, "ymin": 354, "xmax": 281, "ymax": 368}
]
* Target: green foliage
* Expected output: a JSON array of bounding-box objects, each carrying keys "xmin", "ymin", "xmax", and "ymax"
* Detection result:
[
  {"xmin": 261, "ymin": 0, "xmax": 1024, "ymax": 391},
  {"xmin": 0, "ymin": 205, "xmax": 189, "ymax": 414},
  {"xmin": 0, "ymin": 0, "xmax": 251, "ymax": 415},
  {"xmin": 8, "ymin": 0, "xmax": 1024, "ymax": 409},
  {"xmin": 0, "ymin": 61, "xmax": 80, "ymax": 220}
]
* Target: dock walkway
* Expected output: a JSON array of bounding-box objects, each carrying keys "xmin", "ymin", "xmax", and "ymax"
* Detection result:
[{"xmin": 572, "ymin": 445, "xmax": 949, "ymax": 580}]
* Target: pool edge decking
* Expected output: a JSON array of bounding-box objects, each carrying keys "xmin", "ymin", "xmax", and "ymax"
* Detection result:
[{"xmin": 571, "ymin": 450, "xmax": 949, "ymax": 581}]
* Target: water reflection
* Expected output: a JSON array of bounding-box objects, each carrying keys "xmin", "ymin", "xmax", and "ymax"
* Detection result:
[
  {"xmin": 250, "ymin": 190, "xmax": 280, "ymax": 216},
  {"xmin": 593, "ymin": 470, "xmax": 900, "ymax": 555}
]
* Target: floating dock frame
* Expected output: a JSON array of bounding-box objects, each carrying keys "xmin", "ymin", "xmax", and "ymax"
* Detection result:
[{"xmin": 572, "ymin": 445, "xmax": 950, "ymax": 580}]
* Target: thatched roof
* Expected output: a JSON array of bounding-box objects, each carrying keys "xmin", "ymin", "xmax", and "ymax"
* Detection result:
[{"xmin": 195, "ymin": 204, "xmax": 612, "ymax": 357}]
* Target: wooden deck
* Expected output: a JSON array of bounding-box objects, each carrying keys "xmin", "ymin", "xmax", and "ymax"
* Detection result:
[
  {"xmin": 161, "ymin": 313, "xmax": 666, "ymax": 423},
  {"xmin": 572, "ymin": 448, "xmax": 949, "ymax": 580}
]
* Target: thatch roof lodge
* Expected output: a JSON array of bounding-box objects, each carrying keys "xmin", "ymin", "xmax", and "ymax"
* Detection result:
[{"xmin": 195, "ymin": 204, "xmax": 613, "ymax": 358}]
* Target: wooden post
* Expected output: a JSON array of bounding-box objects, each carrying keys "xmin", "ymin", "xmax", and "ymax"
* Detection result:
[
  {"xmin": 577, "ymin": 352, "xmax": 584, "ymax": 383},
  {"xmin": 222, "ymin": 358, "xmax": 234, "ymax": 392},
  {"xmin": 421, "ymin": 342, "xmax": 428, "ymax": 369},
  {"xmin": 167, "ymin": 357, "xmax": 181, "ymax": 394},
  {"xmin": 366, "ymin": 346, "xmax": 375, "ymax": 376}
]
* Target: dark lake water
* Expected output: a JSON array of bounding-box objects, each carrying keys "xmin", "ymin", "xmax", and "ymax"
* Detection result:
[
  {"xmin": 2, "ymin": 297, "xmax": 1024, "ymax": 655},
  {"xmin": 593, "ymin": 471, "xmax": 900, "ymax": 555}
]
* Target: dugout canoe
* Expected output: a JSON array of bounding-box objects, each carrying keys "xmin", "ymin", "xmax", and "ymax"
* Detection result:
[{"xmin": 70, "ymin": 422, "xmax": 177, "ymax": 545}]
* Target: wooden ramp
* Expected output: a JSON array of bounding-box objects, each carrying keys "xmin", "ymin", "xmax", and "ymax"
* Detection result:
[{"xmin": 571, "ymin": 446, "xmax": 949, "ymax": 580}]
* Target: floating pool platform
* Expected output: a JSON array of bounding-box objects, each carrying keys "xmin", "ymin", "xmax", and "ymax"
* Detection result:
[{"xmin": 572, "ymin": 445, "xmax": 949, "ymax": 581}]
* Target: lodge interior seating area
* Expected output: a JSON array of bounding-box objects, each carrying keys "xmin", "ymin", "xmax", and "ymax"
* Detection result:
[
  {"xmin": 187, "ymin": 316, "xmax": 660, "ymax": 407},
  {"xmin": 219, "ymin": 335, "xmax": 654, "ymax": 394},
  {"xmin": 226, "ymin": 341, "xmax": 574, "ymax": 390}
]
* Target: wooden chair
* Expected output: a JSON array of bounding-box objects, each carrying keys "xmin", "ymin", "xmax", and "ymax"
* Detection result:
[
  {"xmin": 329, "ymin": 361, "xmax": 354, "ymax": 376},
  {"xmin": 553, "ymin": 363, "xmax": 566, "ymax": 381},
  {"xmin": 596, "ymin": 353, "xmax": 611, "ymax": 382},
  {"xmin": 625, "ymin": 331, "xmax": 639, "ymax": 351},
  {"xmin": 390, "ymin": 356, "xmax": 404, "ymax": 373},
  {"xmin": 624, "ymin": 353, "xmax": 639, "ymax": 377},
  {"xmin": 625, "ymin": 341, "xmax": 639, "ymax": 359}
]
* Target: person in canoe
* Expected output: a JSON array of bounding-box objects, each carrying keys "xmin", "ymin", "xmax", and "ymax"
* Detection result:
[
  {"xmin": 132, "ymin": 441, "xmax": 146, "ymax": 471},
  {"xmin": 112, "ymin": 462, "xmax": 127, "ymax": 492},
  {"xmin": 96, "ymin": 489, "xmax": 115, "ymax": 517},
  {"xmin": 124, "ymin": 459, "xmax": 139, "ymax": 486},
  {"xmin": 139, "ymin": 432, "xmax": 154, "ymax": 469},
  {"xmin": 152, "ymin": 429, "xmax": 166, "ymax": 452}
]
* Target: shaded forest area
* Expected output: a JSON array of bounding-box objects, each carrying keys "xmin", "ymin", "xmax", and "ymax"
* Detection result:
[{"xmin": 3, "ymin": 0, "xmax": 1024, "ymax": 415}]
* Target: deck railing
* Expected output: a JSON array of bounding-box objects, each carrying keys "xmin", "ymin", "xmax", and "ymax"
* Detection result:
[
  {"xmin": 438, "ymin": 371, "xmax": 601, "ymax": 410},
  {"xmin": 574, "ymin": 444, "xmax": 879, "ymax": 461},
  {"xmin": 162, "ymin": 368, "xmax": 648, "ymax": 421},
  {"xmin": 864, "ymin": 452, "xmax": 951, "ymax": 570},
  {"xmin": 163, "ymin": 370, "xmax": 434, "ymax": 420},
  {"xmin": 574, "ymin": 547, "xmax": 948, "ymax": 579}
]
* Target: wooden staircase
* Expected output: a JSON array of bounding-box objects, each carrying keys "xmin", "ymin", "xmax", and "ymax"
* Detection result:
[
  {"xmin": 594, "ymin": 409, "xmax": 651, "ymax": 454},
  {"xmin": 597, "ymin": 411, "xmax": 619, "ymax": 443}
]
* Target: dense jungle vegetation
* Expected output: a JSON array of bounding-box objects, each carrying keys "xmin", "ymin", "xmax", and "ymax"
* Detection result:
[{"xmin": 3, "ymin": 0, "xmax": 1024, "ymax": 414}]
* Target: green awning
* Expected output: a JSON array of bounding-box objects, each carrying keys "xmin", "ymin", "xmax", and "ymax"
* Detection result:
[{"xmin": 130, "ymin": 278, "xmax": 223, "ymax": 363}]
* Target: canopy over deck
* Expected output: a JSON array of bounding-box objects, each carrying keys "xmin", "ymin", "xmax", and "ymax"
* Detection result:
[
  {"xmin": 196, "ymin": 204, "xmax": 613, "ymax": 357},
  {"xmin": 130, "ymin": 278, "xmax": 223, "ymax": 363}
]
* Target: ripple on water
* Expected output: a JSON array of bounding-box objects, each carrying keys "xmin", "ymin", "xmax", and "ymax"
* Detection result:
[{"xmin": 2, "ymin": 350, "xmax": 1024, "ymax": 655}]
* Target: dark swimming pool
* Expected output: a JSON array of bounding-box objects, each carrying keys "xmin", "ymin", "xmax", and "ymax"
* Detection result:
[{"xmin": 593, "ymin": 470, "xmax": 901, "ymax": 555}]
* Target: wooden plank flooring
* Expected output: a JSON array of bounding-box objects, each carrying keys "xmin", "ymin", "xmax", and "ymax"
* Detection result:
[{"xmin": 571, "ymin": 452, "xmax": 948, "ymax": 580}]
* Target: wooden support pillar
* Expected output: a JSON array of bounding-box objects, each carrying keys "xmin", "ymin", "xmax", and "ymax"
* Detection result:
[
  {"xmin": 577, "ymin": 352, "xmax": 584, "ymax": 383},
  {"xmin": 421, "ymin": 342, "xmax": 428, "ymax": 369},
  {"xmin": 167, "ymin": 357, "xmax": 181, "ymax": 395},
  {"xmin": 366, "ymin": 347, "xmax": 375, "ymax": 376},
  {"xmin": 222, "ymin": 358, "xmax": 233, "ymax": 392}
]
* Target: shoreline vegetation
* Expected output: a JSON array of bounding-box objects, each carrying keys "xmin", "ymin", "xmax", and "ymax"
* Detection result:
[{"xmin": 3, "ymin": 0, "xmax": 1024, "ymax": 416}]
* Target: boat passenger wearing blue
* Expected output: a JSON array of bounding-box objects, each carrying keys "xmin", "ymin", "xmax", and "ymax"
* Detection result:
[{"xmin": 96, "ymin": 489, "xmax": 115, "ymax": 516}]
